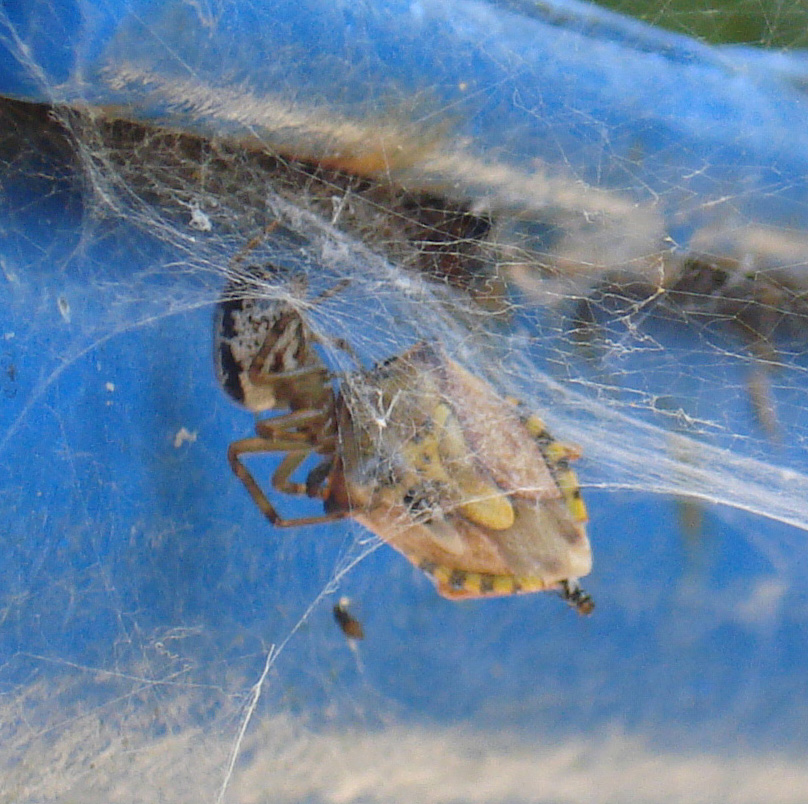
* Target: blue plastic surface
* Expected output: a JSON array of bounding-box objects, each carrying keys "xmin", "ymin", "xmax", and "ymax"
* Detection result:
[{"xmin": 2, "ymin": 1, "xmax": 808, "ymax": 801}]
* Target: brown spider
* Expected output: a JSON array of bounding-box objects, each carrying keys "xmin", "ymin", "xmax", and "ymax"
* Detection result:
[{"xmin": 214, "ymin": 267, "xmax": 346, "ymax": 527}]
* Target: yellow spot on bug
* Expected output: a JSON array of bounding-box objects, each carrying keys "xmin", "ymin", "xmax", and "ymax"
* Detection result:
[
  {"xmin": 457, "ymin": 479, "xmax": 515, "ymax": 530},
  {"xmin": 422, "ymin": 561, "xmax": 554, "ymax": 599},
  {"xmin": 556, "ymin": 467, "xmax": 589, "ymax": 524},
  {"xmin": 402, "ymin": 433, "xmax": 451, "ymax": 483},
  {"xmin": 430, "ymin": 401, "xmax": 516, "ymax": 529},
  {"xmin": 544, "ymin": 440, "xmax": 583, "ymax": 463},
  {"xmin": 523, "ymin": 413, "xmax": 546, "ymax": 437}
]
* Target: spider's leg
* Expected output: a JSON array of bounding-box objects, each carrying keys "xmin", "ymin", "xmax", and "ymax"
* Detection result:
[
  {"xmin": 311, "ymin": 277, "xmax": 350, "ymax": 304},
  {"xmin": 248, "ymin": 337, "xmax": 329, "ymax": 390},
  {"xmin": 228, "ymin": 436, "xmax": 347, "ymax": 527},
  {"xmin": 231, "ymin": 221, "xmax": 280, "ymax": 266},
  {"xmin": 255, "ymin": 408, "xmax": 331, "ymax": 443},
  {"xmin": 273, "ymin": 452, "xmax": 337, "ymax": 499},
  {"xmin": 272, "ymin": 450, "xmax": 311, "ymax": 496}
]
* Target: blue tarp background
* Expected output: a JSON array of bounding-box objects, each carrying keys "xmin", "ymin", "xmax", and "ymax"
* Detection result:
[{"xmin": 2, "ymin": 1, "xmax": 808, "ymax": 801}]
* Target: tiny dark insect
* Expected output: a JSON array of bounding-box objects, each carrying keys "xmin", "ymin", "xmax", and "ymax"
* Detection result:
[{"xmin": 333, "ymin": 597, "xmax": 365, "ymax": 640}]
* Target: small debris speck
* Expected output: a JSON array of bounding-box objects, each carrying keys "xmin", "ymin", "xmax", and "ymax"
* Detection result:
[
  {"xmin": 174, "ymin": 427, "xmax": 198, "ymax": 448},
  {"xmin": 57, "ymin": 296, "xmax": 71, "ymax": 323},
  {"xmin": 189, "ymin": 206, "xmax": 212, "ymax": 232}
]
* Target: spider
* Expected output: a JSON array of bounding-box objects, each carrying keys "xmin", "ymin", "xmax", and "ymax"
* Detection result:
[
  {"xmin": 215, "ymin": 267, "xmax": 593, "ymax": 612},
  {"xmin": 214, "ymin": 265, "xmax": 348, "ymax": 526}
]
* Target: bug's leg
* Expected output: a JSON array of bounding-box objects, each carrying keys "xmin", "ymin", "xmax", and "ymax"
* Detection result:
[
  {"xmin": 246, "ymin": 329, "xmax": 355, "ymax": 404},
  {"xmin": 746, "ymin": 340, "xmax": 780, "ymax": 441},
  {"xmin": 228, "ymin": 437, "xmax": 347, "ymax": 527},
  {"xmin": 304, "ymin": 457, "xmax": 334, "ymax": 499},
  {"xmin": 228, "ymin": 437, "xmax": 299, "ymax": 524}
]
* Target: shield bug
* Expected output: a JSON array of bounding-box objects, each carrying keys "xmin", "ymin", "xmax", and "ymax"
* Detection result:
[{"xmin": 325, "ymin": 341, "xmax": 592, "ymax": 604}]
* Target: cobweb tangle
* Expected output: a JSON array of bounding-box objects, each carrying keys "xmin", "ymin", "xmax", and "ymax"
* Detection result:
[{"xmin": 2, "ymin": 1, "xmax": 808, "ymax": 802}]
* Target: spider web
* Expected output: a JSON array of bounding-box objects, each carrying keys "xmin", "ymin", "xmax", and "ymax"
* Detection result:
[{"xmin": 2, "ymin": 1, "xmax": 808, "ymax": 802}]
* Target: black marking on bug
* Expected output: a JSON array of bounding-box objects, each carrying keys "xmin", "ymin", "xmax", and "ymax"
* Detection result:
[
  {"xmin": 402, "ymin": 482, "xmax": 444, "ymax": 521},
  {"xmin": 531, "ymin": 428, "xmax": 552, "ymax": 448},
  {"xmin": 449, "ymin": 569, "xmax": 467, "ymax": 590},
  {"xmin": 403, "ymin": 486, "xmax": 434, "ymax": 515}
]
